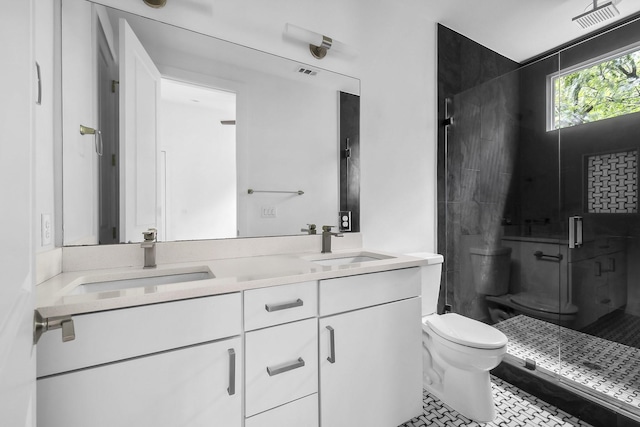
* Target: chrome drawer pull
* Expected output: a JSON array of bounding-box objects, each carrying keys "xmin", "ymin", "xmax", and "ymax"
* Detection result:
[
  {"xmin": 265, "ymin": 298, "xmax": 303, "ymax": 312},
  {"xmin": 266, "ymin": 357, "xmax": 305, "ymax": 376},
  {"xmin": 327, "ymin": 326, "xmax": 336, "ymax": 363},
  {"xmin": 227, "ymin": 348, "xmax": 236, "ymax": 396}
]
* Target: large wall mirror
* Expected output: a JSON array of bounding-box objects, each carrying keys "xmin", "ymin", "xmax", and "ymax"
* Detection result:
[{"xmin": 61, "ymin": 0, "xmax": 360, "ymax": 246}]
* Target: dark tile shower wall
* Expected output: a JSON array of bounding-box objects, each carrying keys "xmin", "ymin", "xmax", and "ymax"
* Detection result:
[
  {"xmin": 437, "ymin": 25, "xmax": 519, "ymax": 315},
  {"xmin": 438, "ymin": 20, "xmax": 640, "ymax": 319}
]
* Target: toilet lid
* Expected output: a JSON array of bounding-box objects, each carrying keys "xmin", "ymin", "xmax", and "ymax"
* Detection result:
[{"xmin": 427, "ymin": 313, "xmax": 508, "ymax": 349}]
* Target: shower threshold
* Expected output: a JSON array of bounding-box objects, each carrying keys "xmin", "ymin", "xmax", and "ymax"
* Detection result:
[{"xmin": 493, "ymin": 315, "xmax": 640, "ymax": 424}]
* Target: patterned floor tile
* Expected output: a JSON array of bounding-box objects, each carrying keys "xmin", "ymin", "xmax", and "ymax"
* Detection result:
[
  {"xmin": 399, "ymin": 376, "xmax": 592, "ymax": 427},
  {"xmin": 494, "ymin": 315, "xmax": 640, "ymax": 411}
]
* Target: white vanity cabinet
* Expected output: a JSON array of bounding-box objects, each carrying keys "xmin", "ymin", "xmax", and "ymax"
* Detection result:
[
  {"xmin": 244, "ymin": 281, "xmax": 319, "ymax": 427},
  {"xmin": 36, "ymin": 260, "xmax": 426, "ymax": 426},
  {"xmin": 37, "ymin": 293, "xmax": 243, "ymax": 427},
  {"xmin": 318, "ymin": 268, "xmax": 423, "ymax": 427}
]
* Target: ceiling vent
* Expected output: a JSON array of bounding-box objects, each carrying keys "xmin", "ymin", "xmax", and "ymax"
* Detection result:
[{"xmin": 296, "ymin": 66, "xmax": 318, "ymax": 76}]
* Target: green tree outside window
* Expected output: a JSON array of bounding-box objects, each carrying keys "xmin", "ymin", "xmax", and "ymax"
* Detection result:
[{"xmin": 554, "ymin": 50, "xmax": 640, "ymax": 129}]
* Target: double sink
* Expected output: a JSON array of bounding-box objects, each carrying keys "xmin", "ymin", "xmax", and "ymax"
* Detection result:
[{"xmin": 66, "ymin": 252, "xmax": 390, "ymax": 296}]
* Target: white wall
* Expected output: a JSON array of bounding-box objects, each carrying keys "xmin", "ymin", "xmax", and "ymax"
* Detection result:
[
  {"xmin": 35, "ymin": 0, "xmax": 56, "ymax": 253},
  {"xmin": 355, "ymin": 1, "xmax": 437, "ymax": 253},
  {"xmin": 61, "ymin": 0, "xmax": 100, "ymax": 245},
  {"xmin": 63, "ymin": 0, "xmax": 440, "ymax": 253},
  {"xmin": 240, "ymin": 73, "xmax": 339, "ymax": 237},
  {"xmin": 1, "ymin": 1, "xmax": 36, "ymax": 425},
  {"xmin": 159, "ymin": 94, "xmax": 237, "ymax": 241}
]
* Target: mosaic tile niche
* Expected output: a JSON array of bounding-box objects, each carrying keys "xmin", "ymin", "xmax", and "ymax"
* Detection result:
[{"xmin": 586, "ymin": 150, "xmax": 638, "ymax": 213}]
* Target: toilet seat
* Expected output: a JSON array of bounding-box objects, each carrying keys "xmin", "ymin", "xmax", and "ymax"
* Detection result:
[{"xmin": 425, "ymin": 313, "xmax": 507, "ymax": 350}]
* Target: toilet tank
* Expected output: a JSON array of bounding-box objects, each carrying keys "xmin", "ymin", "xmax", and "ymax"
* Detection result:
[{"xmin": 408, "ymin": 253, "xmax": 444, "ymax": 316}]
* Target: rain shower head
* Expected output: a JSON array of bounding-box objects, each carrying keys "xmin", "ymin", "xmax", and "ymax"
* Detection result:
[{"xmin": 572, "ymin": 0, "xmax": 621, "ymax": 29}]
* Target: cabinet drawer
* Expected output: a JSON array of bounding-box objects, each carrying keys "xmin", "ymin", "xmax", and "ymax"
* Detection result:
[
  {"xmin": 319, "ymin": 268, "xmax": 420, "ymax": 316},
  {"xmin": 244, "ymin": 281, "xmax": 317, "ymax": 331},
  {"xmin": 245, "ymin": 318, "xmax": 318, "ymax": 416},
  {"xmin": 37, "ymin": 292, "xmax": 241, "ymax": 377},
  {"xmin": 245, "ymin": 394, "xmax": 318, "ymax": 427}
]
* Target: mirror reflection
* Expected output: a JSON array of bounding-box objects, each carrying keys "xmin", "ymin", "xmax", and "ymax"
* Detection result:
[{"xmin": 61, "ymin": 0, "xmax": 360, "ymax": 246}]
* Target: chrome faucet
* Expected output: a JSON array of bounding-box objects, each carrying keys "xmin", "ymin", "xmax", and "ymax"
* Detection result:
[
  {"xmin": 141, "ymin": 228, "xmax": 157, "ymax": 268},
  {"xmin": 321, "ymin": 225, "xmax": 343, "ymax": 253},
  {"xmin": 301, "ymin": 223, "xmax": 317, "ymax": 235}
]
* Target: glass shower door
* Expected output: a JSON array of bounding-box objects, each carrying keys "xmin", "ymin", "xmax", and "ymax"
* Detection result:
[
  {"xmin": 443, "ymin": 55, "xmax": 566, "ymax": 377},
  {"xmin": 441, "ymin": 15, "xmax": 640, "ymax": 420},
  {"xmin": 557, "ymin": 21, "xmax": 640, "ymax": 416}
]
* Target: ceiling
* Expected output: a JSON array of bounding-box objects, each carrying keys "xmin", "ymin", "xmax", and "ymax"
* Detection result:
[{"xmin": 432, "ymin": 0, "xmax": 640, "ymax": 63}]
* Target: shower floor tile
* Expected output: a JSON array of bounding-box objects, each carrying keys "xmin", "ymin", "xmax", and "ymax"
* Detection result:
[
  {"xmin": 494, "ymin": 315, "xmax": 640, "ymax": 411},
  {"xmin": 581, "ymin": 309, "xmax": 640, "ymax": 348},
  {"xmin": 399, "ymin": 376, "xmax": 591, "ymax": 426}
]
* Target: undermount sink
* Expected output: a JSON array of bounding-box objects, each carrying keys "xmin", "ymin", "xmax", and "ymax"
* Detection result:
[
  {"xmin": 310, "ymin": 252, "xmax": 390, "ymax": 267},
  {"xmin": 68, "ymin": 268, "xmax": 214, "ymax": 295}
]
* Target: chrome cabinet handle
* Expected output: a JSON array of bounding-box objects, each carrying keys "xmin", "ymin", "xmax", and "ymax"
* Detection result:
[
  {"xmin": 327, "ymin": 326, "xmax": 336, "ymax": 363},
  {"xmin": 595, "ymin": 261, "xmax": 602, "ymax": 277},
  {"xmin": 227, "ymin": 348, "xmax": 236, "ymax": 396},
  {"xmin": 266, "ymin": 357, "xmax": 305, "ymax": 376},
  {"xmin": 265, "ymin": 298, "xmax": 303, "ymax": 312}
]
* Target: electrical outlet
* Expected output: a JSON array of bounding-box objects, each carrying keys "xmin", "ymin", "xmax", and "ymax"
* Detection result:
[
  {"xmin": 41, "ymin": 213, "xmax": 52, "ymax": 246},
  {"xmin": 339, "ymin": 211, "xmax": 351, "ymax": 231},
  {"xmin": 261, "ymin": 206, "xmax": 277, "ymax": 218}
]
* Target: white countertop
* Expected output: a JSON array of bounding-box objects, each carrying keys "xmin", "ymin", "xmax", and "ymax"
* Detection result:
[{"xmin": 36, "ymin": 249, "xmax": 432, "ymax": 318}]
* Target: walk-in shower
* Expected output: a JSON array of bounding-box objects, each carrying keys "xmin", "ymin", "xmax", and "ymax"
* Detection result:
[{"xmin": 439, "ymin": 15, "xmax": 640, "ymax": 424}]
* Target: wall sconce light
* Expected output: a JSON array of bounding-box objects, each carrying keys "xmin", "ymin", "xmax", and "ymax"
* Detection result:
[
  {"xmin": 285, "ymin": 23, "xmax": 355, "ymax": 59},
  {"xmin": 143, "ymin": 0, "xmax": 167, "ymax": 8}
]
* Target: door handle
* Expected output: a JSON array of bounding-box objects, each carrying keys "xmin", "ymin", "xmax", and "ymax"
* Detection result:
[{"xmin": 35, "ymin": 61, "xmax": 42, "ymax": 105}]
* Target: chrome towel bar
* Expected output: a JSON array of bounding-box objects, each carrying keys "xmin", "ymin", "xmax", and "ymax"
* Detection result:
[
  {"xmin": 248, "ymin": 189, "xmax": 304, "ymax": 195},
  {"xmin": 533, "ymin": 251, "xmax": 563, "ymax": 261}
]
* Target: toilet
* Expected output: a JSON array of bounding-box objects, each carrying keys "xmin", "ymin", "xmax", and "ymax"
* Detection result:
[
  {"xmin": 483, "ymin": 237, "xmax": 579, "ymax": 326},
  {"xmin": 411, "ymin": 253, "xmax": 508, "ymax": 422}
]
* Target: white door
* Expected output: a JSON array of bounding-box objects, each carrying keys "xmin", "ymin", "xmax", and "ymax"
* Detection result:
[
  {"xmin": 38, "ymin": 337, "xmax": 243, "ymax": 427},
  {"xmin": 0, "ymin": 1, "xmax": 36, "ymax": 426},
  {"xmin": 319, "ymin": 298, "xmax": 423, "ymax": 427},
  {"xmin": 119, "ymin": 18, "xmax": 161, "ymax": 242}
]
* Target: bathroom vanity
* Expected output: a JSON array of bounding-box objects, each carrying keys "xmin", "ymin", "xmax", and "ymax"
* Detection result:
[{"xmin": 35, "ymin": 245, "xmax": 425, "ymax": 427}]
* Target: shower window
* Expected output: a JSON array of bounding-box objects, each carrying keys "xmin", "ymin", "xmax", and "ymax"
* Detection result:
[{"xmin": 549, "ymin": 42, "xmax": 640, "ymax": 130}]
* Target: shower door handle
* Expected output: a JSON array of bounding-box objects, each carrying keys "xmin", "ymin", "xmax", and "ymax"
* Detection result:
[{"xmin": 568, "ymin": 216, "xmax": 583, "ymax": 249}]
